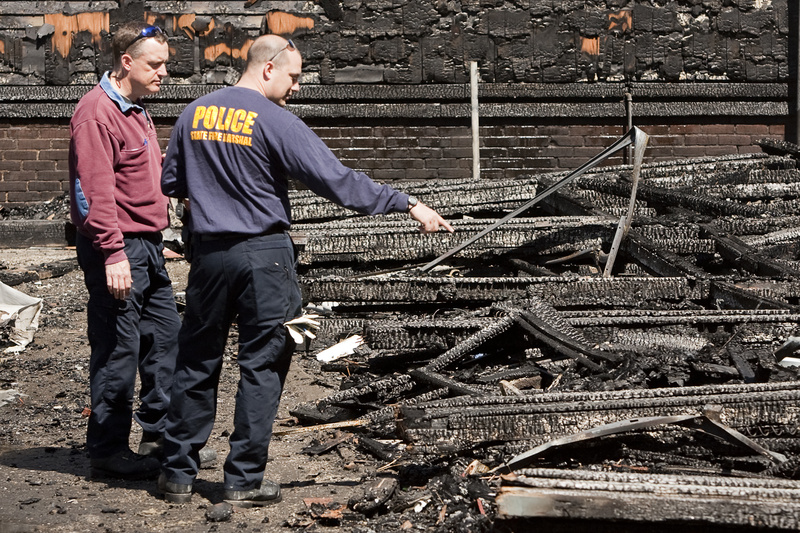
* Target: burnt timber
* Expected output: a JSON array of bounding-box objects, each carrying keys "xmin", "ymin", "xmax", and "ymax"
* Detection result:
[{"xmin": 288, "ymin": 138, "xmax": 800, "ymax": 530}]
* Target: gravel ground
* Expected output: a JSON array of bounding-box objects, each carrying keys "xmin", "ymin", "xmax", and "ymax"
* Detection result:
[{"xmin": 0, "ymin": 247, "xmax": 445, "ymax": 533}]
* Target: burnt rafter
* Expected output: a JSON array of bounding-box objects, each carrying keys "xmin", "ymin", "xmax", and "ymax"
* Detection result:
[
  {"xmin": 398, "ymin": 382, "xmax": 800, "ymax": 456},
  {"xmin": 497, "ymin": 469, "xmax": 800, "ymax": 529},
  {"xmin": 301, "ymin": 275, "xmax": 709, "ymax": 306},
  {"xmin": 700, "ymin": 223, "xmax": 800, "ymax": 278}
]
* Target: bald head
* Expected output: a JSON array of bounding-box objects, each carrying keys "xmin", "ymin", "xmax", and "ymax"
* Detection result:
[
  {"xmin": 238, "ymin": 35, "xmax": 302, "ymax": 107},
  {"xmin": 246, "ymin": 35, "xmax": 299, "ymax": 72}
]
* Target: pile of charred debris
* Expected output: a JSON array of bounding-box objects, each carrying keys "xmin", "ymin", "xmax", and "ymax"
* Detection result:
[{"xmin": 283, "ymin": 131, "xmax": 800, "ymax": 531}]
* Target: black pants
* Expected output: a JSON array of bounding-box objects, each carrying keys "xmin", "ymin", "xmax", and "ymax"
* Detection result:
[
  {"xmin": 77, "ymin": 232, "xmax": 181, "ymax": 459},
  {"xmin": 162, "ymin": 232, "xmax": 302, "ymax": 490}
]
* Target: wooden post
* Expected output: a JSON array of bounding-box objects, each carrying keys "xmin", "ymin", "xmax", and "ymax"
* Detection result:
[{"xmin": 470, "ymin": 61, "xmax": 480, "ymax": 180}]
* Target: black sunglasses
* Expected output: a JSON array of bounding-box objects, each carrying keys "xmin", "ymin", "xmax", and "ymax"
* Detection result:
[
  {"xmin": 127, "ymin": 25, "xmax": 165, "ymax": 50},
  {"xmin": 267, "ymin": 39, "xmax": 296, "ymax": 62}
]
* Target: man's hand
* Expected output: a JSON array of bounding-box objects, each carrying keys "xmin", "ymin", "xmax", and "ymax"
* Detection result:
[
  {"xmin": 106, "ymin": 260, "xmax": 132, "ymax": 300},
  {"xmin": 410, "ymin": 202, "xmax": 454, "ymax": 234}
]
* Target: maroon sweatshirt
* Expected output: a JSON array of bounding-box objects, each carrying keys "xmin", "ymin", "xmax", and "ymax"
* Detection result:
[{"xmin": 69, "ymin": 76, "xmax": 169, "ymax": 265}]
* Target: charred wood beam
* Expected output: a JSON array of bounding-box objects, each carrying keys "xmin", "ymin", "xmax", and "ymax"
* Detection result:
[
  {"xmin": 506, "ymin": 258, "xmax": 558, "ymax": 277},
  {"xmin": 564, "ymin": 308, "xmax": 800, "ymax": 328},
  {"xmin": 290, "ymin": 175, "xmax": 539, "ymax": 222},
  {"xmin": 758, "ymin": 138, "xmax": 800, "ymax": 157},
  {"xmin": 578, "ymin": 177, "xmax": 764, "ymax": 218},
  {"xmin": 399, "ymin": 383, "xmax": 800, "ymax": 455},
  {"xmin": 497, "ymin": 468, "xmax": 800, "ymax": 529},
  {"xmin": 725, "ymin": 343, "xmax": 757, "ymax": 383},
  {"xmin": 631, "ymin": 153, "xmax": 791, "ymax": 184},
  {"xmin": 301, "ymin": 276, "xmax": 710, "ymax": 307},
  {"xmin": 516, "ymin": 309, "xmax": 620, "ymax": 364},
  {"xmin": 622, "ymin": 231, "xmax": 708, "ymax": 278},
  {"xmin": 363, "ymin": 318, "xmax": 494, "ymax": 351},
  {"xmin": 700, "ymin": 223, "xmax": 800, "ymax": 278},
  {"xmin": 710, "ymin": 281, "xmax": 797, "ymax": 310},
  {"xmin": 424, "ymin": 314, "xmax": 518, "ymax": 373},
  {"xmin": 513, "ymin": 317, "xmax": 602, "ymax": 372},
  {"xmin": 293, "ymin": 217, "xmax": 616, "ymax": 265},
  {"xmin": 742, "ymin": 225, "xmax": 800, "ymax": 247},
  {"xmin": 694, "ymin": 182, "xmax": 800, "ymax": 202},
  {"xmin": 408, "ymin": 368, "xmax": 485, "ymax": 397}
]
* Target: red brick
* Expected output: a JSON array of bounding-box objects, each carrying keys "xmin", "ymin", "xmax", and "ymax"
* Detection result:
[
  {"xmin": 7, "ymin": 128, "xmax": 42, "ymax": 139},
  {"xmin": 0, "ymin": 161, "xmax": 21, "ymax": 171},
  {"xmin": 351, "ymin": 137, "xmax": 386, "ymax": 149},
  {"xmin": 435, "ymin": 168, "xmax": 471, "ymax": 179},
  {"xmin": 324, "ymin": 138, "xmax": 351, "ymax": 149},
  {"xmin": 17, "ymin": 139, "xmax": 51, "ymax": 150},
  {"xmin": 717, "ymin": 134, "xmax": 754, "ymax": 146},
  {"xmin": 405, "ymin": 169, "xmax": 438, "ymax": 179},
  {"xmin": 0, "ymin": 181, "xmax": 28, "ymax": 192},
  {"xmin": 701, "ymin": 124, "xmax": 736, "ymax": 134},
  {"xmin": 370, "ymin": 169, "xmax": 406, "ymax": 181},
  {"xmin": 29, "ymin": 181, "xmax": 63, "ymax": 192},
  {"xmin": 310, "ymin": 127, "xmax": 342, "ymax": 138},
  {"xmin": 22, "ymin": 160, "xmax": 56, "ymax": 171},
  {"xmin": 684, "ymin": 134, "xmax": 718, "ymax": 145},
  {"xmin": 537, "ymin": 126, "xmax": 572, "ymax": 136},
  {"xmin": 358, "ymin": 159, "xmax": 394, "ymax": 169},
  {"xmin": 672, "ymin": 146, "xmax": 713, "ymax": 157},
  {"xmin": 8, "ymin": 191, "xmax": 41, "ymax": 202},
  {"xmin": 5, "ymin": 170, "xmax": 36, "ymax": 181},
  {"xmin": 2, "ymin": 150, "xmax": 38, "ymax": 161},
  {"xmin": 38, "ymin": 127, "xmax": 71, "ymax": 139},
  {"xmin": 735, "ymin": 124, "xmax": 770, "ymax": 135},
  {"xmin": 36, "ymin": 171, "xmax": 68, "ymax": 181},
  {"xmin": 49, "ymin": 139, "xmax": 70, "ymax": 150},
  {"xmin": 649, "ymin": 135, "xmax": 684, "ymax": 146},
  {"xmin": 390, "ymin": 158, "xmax": 424, "ymax": 169},
  {"xmin": 385, "ymin": 137, "xmax": 419, "ymax": 148}
]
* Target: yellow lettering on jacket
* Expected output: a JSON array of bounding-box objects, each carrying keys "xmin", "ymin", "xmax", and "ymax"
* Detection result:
[{"xmin": 190, "ymin": 105, "xmax": 258, "ymax": 147}]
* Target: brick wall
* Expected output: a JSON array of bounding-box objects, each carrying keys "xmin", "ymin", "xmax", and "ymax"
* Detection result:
[
  {"xmin": 0, "ymin": 120, "xmax": 70, "ymax": 205},
  {"xmin": 0, "ymin": 118, "xmax": 785, "ymax": 207}
]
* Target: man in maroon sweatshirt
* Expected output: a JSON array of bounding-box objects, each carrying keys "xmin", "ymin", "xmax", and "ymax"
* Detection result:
[{"xmin": 69, "ymin": 21, "xmax": 179, "ymax": 479}]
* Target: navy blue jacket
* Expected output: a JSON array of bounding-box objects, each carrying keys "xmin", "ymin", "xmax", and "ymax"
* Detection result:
[{"xmin": 162, "ymin": 86, "xmax": 409, "ymax": 235}]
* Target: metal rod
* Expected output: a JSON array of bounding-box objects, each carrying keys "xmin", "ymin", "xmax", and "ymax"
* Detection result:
[
  {"xmin": 419, "ymin": 127, "xmax": 643, "ymax": 273},
  {"xmin": 471, "ymin": 61, "xmax": 480, "ymax": 180},
  {"xmin": 603, "ymin": 127, "xmax": 649, "ymax": 277}
]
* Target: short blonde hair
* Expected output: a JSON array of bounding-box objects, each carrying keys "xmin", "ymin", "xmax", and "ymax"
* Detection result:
[{"xmin": 112, "ymin": 22, "xmax": 167, "ymax": 67}]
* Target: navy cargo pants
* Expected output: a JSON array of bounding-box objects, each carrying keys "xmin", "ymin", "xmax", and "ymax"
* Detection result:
[
  {"xmin": 162, "ymin": 232, "xmax": 301, "ymax": 491},
  {"xmin": 76, "ymin": 232, "xmax": 180, "ymax": 459}
]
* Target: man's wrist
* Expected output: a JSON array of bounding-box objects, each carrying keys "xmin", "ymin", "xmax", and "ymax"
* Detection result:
[{"xmin": 407, "ymin": 195, "xmax": 418, "ymax": 212}]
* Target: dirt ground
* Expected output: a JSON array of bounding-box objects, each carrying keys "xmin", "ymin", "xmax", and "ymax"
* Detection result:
[{"xmin": 0, "ymin": 247, "xmax": 462, "ymax": 533}]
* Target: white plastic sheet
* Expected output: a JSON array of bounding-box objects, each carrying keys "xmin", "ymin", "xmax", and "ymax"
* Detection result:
[{"xmin": 0, "ymin": 280, "xmax": 43, "ymax": 352}]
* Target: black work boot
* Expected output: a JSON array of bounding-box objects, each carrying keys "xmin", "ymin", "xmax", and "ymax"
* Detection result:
[
  {"xmin": 90, "ymin": 449, "xmax": 161, "ymax": 480},
  {"xmin": 157, "ymin": 472, "xmax": 193, "ymax": 504},
  {"xmin": 138, "ymin": 434, "xmax": 218, "ymax": 468},
  {"xmin": 138, "ymin": 432, "xmax": 163, "ymax": 457},
  {"xmin": 224, "ymin": 479, "xmax": 282, "ymax": 507}
]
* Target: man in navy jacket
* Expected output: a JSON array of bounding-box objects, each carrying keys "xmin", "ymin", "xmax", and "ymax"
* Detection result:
[{"xmin": 158, "ymin": 34, "xmax": 453, "ymax": 506}]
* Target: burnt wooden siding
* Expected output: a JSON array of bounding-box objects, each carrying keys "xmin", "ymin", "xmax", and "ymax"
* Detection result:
[{"xmin": 0, "ymin": 0, "xmax": 792, "ymax": 206}]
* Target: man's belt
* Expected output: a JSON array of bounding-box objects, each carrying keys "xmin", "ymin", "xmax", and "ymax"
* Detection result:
[{"xmin": 194, "ymin": 229, "xmax": 284, "ymax": 242}]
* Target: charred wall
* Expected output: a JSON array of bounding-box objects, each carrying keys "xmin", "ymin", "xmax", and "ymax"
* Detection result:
[{"xmin": 0, "ymin": 0, "xmax": 793, "ymax": 206}]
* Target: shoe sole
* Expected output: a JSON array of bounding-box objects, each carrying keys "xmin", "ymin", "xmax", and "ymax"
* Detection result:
[
  {"xmin": 224, "ymin": 494, "xmax": 282, "ymax": 508},
  {"xmin": 164, "ymin": 492, "xmax": 192, "ymax": 504}
]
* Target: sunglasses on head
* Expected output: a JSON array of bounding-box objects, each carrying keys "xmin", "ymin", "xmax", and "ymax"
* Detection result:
[
  {"xmin": 267, "ymin": 39, "xmax": 296, "ymax": 62},
  {"xmin": 127, "ymin": 25, "xmax": 165, "ymax": 49}
]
